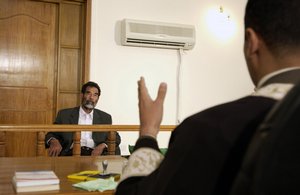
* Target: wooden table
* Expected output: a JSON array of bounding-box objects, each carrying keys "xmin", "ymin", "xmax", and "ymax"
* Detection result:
[{"xmin": 0, "ymin": 156, "xmax": 127, "ymax": 195}]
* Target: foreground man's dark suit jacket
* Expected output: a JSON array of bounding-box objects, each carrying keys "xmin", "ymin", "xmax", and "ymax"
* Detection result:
[
  {"xmin": 45, "ymin": 107, "xmax": 121, "ymax": 155},
  {"xmin": 116, "ymin": 69, "xmax": 300, "ymax": 195}
]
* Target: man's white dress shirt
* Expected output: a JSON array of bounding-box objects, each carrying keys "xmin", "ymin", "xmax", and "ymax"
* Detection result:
[{"xmin": 79, "ymin": 106, "xmax": 95, "ymax": 148}]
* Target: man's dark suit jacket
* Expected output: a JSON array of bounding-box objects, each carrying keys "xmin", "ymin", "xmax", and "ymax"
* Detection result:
[
  {"xmin": 45, "ymin": 107, "xmax": 121, "ymax": 155},
  {"xmin": 116, "ymin": 69, "xmax": 300, "ymax": 195}
]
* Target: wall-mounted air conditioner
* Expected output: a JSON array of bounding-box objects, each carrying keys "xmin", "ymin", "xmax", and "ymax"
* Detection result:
[{"xmin": 121, "ymin": 19, "xmax": 195, "ymax": 50}]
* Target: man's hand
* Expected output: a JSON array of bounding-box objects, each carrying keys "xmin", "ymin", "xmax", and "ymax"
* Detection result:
[
  {"xmin": 48, "ymin": 138, "xmax": 62, "ymax": 157},
  {"xmin": 92, "ymin": 143, "xmax": 107, "ymax": 156},
  {"xmin": 138, "ymin": 77, "xmax": 167, "ymax": 138}
]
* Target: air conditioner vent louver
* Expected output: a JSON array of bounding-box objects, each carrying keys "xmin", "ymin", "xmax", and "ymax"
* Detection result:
[
  {"xmin": 121, "ymin": 19, "xmax": 195, "ymax": 50},
  {"xmin": 126, "ymin": 38, "xmax": 186, "ymax": 47}
]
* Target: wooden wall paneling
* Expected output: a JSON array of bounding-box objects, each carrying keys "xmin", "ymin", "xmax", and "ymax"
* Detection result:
[
  {"xmin": 60, "ymin": 2, "xmax": 82, "ymax": 47},
  {"xmin": 0, "ymin": 131, "xmax": 5, "ymax": 156},
  {"xmin": 0, "ymin": 1, "xmax": 57, "ymax": 124},
  {"xmin": 59, "ymin": 48, "xmax": 81, "ymax": 91},
  {"xmin": 57, "ymin": 1, "xmax": 84, "ymax": 112},
  {"xmin": 6, "ymin": 132, "xmax": 37, "ymax": 156},
  {"xmin": 0, "ymin": 0, "xmax": 58, "ymax": 156},
  {"xmin": 0, "ymin": 88, "xmax": 49, "ymax": 111},
  {"xmin": 0, "ymin": 111, "xmax": 48, "ymax": 124},
  {"xmin": 0, "ymin": 0, "xmax": 89, "ymax": 157},
  {"xmin": 83, "ymin": 0, "xmax": 91, "ymax": 82},
  {"xmin": 57, "ymin": 93, "xmax": 80, "ymax": 113},
  {"xmin": 59, "ymin": 48, "xmax": 81, "ymax": 90}
]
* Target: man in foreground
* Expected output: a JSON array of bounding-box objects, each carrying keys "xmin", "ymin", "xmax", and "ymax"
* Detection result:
[
  {"xmin": 116, "ymin": 0, "xmax": 300, "ymax": 194},
  {"xmin": 45, "ymin": 81, "xmax": 121, "ymax": 156}
]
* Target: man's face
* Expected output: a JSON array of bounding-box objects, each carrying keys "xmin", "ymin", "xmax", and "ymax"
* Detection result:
[{"xmin": 81, "ymin": 86, "xmax": 100, "ymax": 110}]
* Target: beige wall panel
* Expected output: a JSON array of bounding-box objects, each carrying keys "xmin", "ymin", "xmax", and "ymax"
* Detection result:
[
  {"xmin": 57, "ymin": 93, "xmax": 80, "ymax": 112},
  {"xmin": 60, "ymin": 48, "xmax": 81, "ymax": 91},
  {"xmin": 60, "ymin": 3, "xmax": 82, "ymax": 46}
]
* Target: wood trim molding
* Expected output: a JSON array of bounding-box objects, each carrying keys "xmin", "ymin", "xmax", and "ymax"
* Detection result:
[
  {"xmin": 0, "ymin": 125, "xmax": 176, "ymax": 157},
  {"xmin": 83, "ymin": 0, "xmax": 91, "ymax": 82},
  {"xmin": 0, "ymin": 124, "xmax": 176, "ymax": 131}
]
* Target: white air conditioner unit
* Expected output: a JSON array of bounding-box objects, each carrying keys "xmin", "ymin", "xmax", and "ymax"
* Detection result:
[{"xmin": 121, "ymin": 19, "xmax": 195, "ymax": 50}]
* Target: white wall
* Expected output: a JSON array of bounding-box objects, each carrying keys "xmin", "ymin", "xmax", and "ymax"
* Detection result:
[{"xmin": 90, "ymin": 0, "xmax": 253, "ymax": 155}]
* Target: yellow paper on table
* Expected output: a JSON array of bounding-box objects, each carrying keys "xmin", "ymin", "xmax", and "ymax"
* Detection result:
[
  {"xmin": 67, "ymin": 170, "xmax": 121, "ymax": 181},
  {"xmin": 67, "ymin": 170, "xmax": 100, "ymax": 181}
]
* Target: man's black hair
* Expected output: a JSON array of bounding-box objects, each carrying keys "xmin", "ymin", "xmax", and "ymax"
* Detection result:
[
  {"xmin": 81, "ymin": 81, "xmax": 101, "ymax": 95},
  {"xmin": 245, "ymin": 0, "xmax": 300, "ymax": 55}
]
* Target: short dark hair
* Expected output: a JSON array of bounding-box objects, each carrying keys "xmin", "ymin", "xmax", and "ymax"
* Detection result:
[
  {"xmin": 245, "ymin": 0, "xmax": 300, "ymax": 55},
  {"xmin": 81, "ymin": 81, "xmax": 101, "ymax": 95}
]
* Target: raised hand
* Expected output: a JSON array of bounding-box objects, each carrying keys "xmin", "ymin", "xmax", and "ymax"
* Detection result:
[{"xmin": 138, "ymin": 77, "xmax": 167, "ymax": 138}]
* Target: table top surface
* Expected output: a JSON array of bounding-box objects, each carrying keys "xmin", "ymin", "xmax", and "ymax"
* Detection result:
[{"xmin": 0, "ymin": 156, "xmax": 127, "ymax": 195}]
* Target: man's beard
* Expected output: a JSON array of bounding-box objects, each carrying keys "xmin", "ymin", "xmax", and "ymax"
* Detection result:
[{"xmin": 83, "ymin": 101, "xmax": 95, "ymax": 109}]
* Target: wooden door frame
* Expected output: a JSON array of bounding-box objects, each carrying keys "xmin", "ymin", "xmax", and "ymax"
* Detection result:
[{"xmin": 84, "ymin": 0, "xmax": 91, "ymax": 82}]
